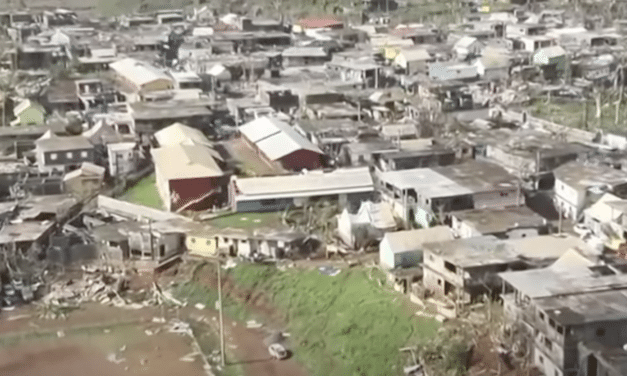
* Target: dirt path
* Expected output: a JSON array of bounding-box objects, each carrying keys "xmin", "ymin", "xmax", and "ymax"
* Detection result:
[{"xmin": 0, "ymin": 343, "xmax": 124, "ymax": 376}]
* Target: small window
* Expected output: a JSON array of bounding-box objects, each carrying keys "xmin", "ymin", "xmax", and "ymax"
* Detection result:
[
  {"xmin": 81, "ymin": 151, "xmax": 88, "ymax": 158},
  {"xmin": 437, "ymin": 279, "xmax": 442, "ymax": 286},
  {"xmin": 544, "ymin": 338, "xmax": 552, "ymax": 350},
  {"xmin": 50, "ymin": 153, "xmax": 58, "ymax": 161},
  {"xmin": 597, "ymin": 328, "xmax": 606, "ymax": 337},
  {"xmin": 66, "ymin": 152, "xmax": 73, "ymax": 158},
  {"xmin": 539, "ymin": 311, "xmax": 545, "ymax": 321},
  {"xmin": 539, "ymin": 355, "xmax": 544, "ymax": 364},
  {"xmin": 557, "ymin": 326, "xmax": 564, "ymax": 335}
]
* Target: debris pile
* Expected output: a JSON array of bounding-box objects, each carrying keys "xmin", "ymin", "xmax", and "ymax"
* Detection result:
[{"xmin": 35, "ymin": 268, "xmax": 185, "ymax": 319}]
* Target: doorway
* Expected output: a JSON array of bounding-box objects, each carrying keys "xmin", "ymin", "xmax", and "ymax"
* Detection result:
[{"xmin": 587, "ymin": 354, "xmax": 598, "ymax": 376}]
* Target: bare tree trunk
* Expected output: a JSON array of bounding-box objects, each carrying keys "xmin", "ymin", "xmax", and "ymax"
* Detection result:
[
  {"xmin": 617, "ymin": 66, "xmax": 624, "ymax": 126},
  {"xmin": 595, "ymin": 89, "xmax": 602, "ymax": 120}
]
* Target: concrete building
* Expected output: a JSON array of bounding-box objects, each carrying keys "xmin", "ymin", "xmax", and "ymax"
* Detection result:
[
  {"xmin": 554, "ymin": 162, "xmax": 627, "ymax": 220},
  {"xmin": 450, "ymin": 206, "xmax": 549, "ymax": 239},
  {"xmin": 63, "ymin": 162, "xmax": 105, "ymax": 200},
  {"xmin": 500, "ymin": 250, "xmax": 627, "ymax": 376},
  {"xmin": 35, "ymin": 134, "xmax": 95, "ymax": 173},
  {"xmin": 379, "ymin": 226, "xmax": 453, "ymax": 270},
  {"xmin": 230, "ymin": 167, "xmax": 374, "ymax": 212},
  {"xmin": 423, "ymin": 234, "xmax": 588, "ymax": 306},
  {"xmin": 376, "ymin": 161, "xmax": 524, "ymax": 227}
]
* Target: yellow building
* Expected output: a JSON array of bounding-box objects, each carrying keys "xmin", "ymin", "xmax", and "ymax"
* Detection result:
[{"xmin": 186, "ymin": 228, "xmax": 218, "ymax": 258}]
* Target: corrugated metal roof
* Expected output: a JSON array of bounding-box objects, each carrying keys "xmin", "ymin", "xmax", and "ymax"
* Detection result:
[
  {"xmin": 239, "ymin": 117, "xmax": 323, "ymax": 161},
  {"xmin": 110, "ymin": 58, "xmax": 173, "ymax": 89},
  {"xmin": 151, "ymin": 144, "xmax": 224, "ymax": 180},
  {"xmin": 154, "ymin": 122, "xmax": 211, "ymax": 147},
  {"xmin": 234, "ymin": 167, "xmax": 374, "ymax": 200},
  {"xmin": 36, "ymin": 135, "xmax": 93, "ymax": 152}
]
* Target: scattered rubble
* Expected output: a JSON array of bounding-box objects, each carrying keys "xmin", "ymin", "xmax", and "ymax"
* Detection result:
[{"xmin": 34, "ymin": 268, "xmax": 188, "ymax": 319}]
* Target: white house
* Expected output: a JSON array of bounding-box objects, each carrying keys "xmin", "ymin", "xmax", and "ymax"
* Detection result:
[
  {"xmin": 453, "ymin": 36, "xmax": 483, "ymax": 60},
  {"xmin": 379, "ymin": 226, "xmax": 453, "ymax": 270},
  {"xmin": 107, "ymin": 142, "xmax": 139, "ymax": 176},
  {"xmin": 554, "ymin": 162, "xmax": 627, "ymax": 220}
]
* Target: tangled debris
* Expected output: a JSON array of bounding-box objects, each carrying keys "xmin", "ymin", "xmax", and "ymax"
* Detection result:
[{"xmin": 35, "ymin": 267, "xmax": 186, "ymax": 319}]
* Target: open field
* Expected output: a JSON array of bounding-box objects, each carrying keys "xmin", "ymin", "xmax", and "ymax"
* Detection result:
[
  {"xmin": 206, "ymin": 212, "xmax": 285, "ymax": 230},
  {"xmin": 0, "ymin": 313, "xmax": 207, "ymax": 376},
  {"xmin": 176, "ymin": 262, "xmax": 440, "ymax": 376},
  {"xmin": 120, "ymin": 173, "xmax": 164, "ymax": 210}
]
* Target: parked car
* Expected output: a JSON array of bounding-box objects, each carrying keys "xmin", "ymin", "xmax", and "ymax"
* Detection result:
[{"xmin": 268, "ymin": 343, "xmax": 288, "ymax": 360}]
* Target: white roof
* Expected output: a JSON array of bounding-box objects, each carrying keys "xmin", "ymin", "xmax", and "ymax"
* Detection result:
[
  {"xmin": 239, "ymin": 117, "xmax": 323, "ymax": 161},
  {"xmin": 584, "ymin": 193, "xmax": 623, "ymax": 223},
  {"xmin": 63, "ymin": 162, "xmax": 105, "ymax": 181},
  {"xmin": 110, "ymin": 58, "xmax": 173, "ymax": 89},
  {"xmin": 208, "ymin": 64, "xmax": 231, "ymax": 80},
  {"xmin": 377, "ymin": 168, "xmax": 472, "ymax": 198},
  {"xmin": 169, "ymin": 70, "xmax": 201, "ymax": 83},
  {"xmin": 454, "ymin": 36, "xmax": 479, "ymax": 49},
  {"xmin": 350, "ymin": 201, "xmax": 396, "ymax": 229},
  {"xmin": 382, "ymin": 226, "xmax": 453, "ymax": 253},
  {"xmin": 108, "ymin": 142, "xmax": 136, "ymax": 151},
  {"xmin": 151, "ymin": 144, "xmax": 224, "ymax": 180},
  {"xmin": 234, "ymin": 168, "xmax": 374, "ymax": 201},
  {"xmin": 396, "ymin": 47, "xmax": 431, "ymax": 62}
]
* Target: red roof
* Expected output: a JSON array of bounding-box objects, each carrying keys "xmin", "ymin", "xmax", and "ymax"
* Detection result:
[{"xmin": 297, "ymin": 16, "xmax": 343, "ymax": 29}]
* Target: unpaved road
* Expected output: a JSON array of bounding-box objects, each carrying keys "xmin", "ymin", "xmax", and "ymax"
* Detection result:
[{"xmin": 0, "ymin": 301, "xmax": 307, "ymax": 376}]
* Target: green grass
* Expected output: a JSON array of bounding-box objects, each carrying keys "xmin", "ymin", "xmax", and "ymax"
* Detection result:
[
  {"xmin": 529, "ymin": 97, "xmax": 627, "ymax": 132},
  {"xmin": 207, "ymin": 212, "xmax": 284, "ymax": 230},
  {"xmin": 96, "ymin": 0, "xmax": 194, "ymax": 17},
  {"xmin": 121, "ymin": 173, "xmax": 163, "ymax": 210},
  {"xmin": 226, "ymin": 265, "xmax": 440, "ymax": 376},
  {"xmin": 174, "ymin": 281, "xmax": 250, "ymax": 322}
]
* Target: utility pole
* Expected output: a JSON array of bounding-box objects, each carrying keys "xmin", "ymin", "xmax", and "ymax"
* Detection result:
[{"xmin": 217, "ymin": 260, "xmax": 225, "ymax": 367}]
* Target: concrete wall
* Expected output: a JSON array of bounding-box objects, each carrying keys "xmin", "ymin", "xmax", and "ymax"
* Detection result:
[
  {"xmin": 473, "ymin": 188, "xmax": 523, "ymax": 210},
  {"xmin": 186, "ymin": 235, "xmax": 217, "ymax": 257},
  {"xmin": 554, "ymin": 178, "xmax": 583, "ymax": 219}
]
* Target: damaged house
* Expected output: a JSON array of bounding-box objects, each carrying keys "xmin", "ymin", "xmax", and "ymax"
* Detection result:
[
  {"xmin": 337, "ymin": 200, "xmax": 397, "ymax": 249},
  {"xmin": 553, "ymin": 161, "xmax": 627, "ymax": 221},
  {"xmin": 376, "ymin": 160, "xmax": 524, "ymax": 227},
  {"xmin": 500, "ymin": 250, "xmax": 627, "ymax": 376},
  {"xmin": 423, "ymin": 234, "xmax": 589, "ymax": 307}
]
